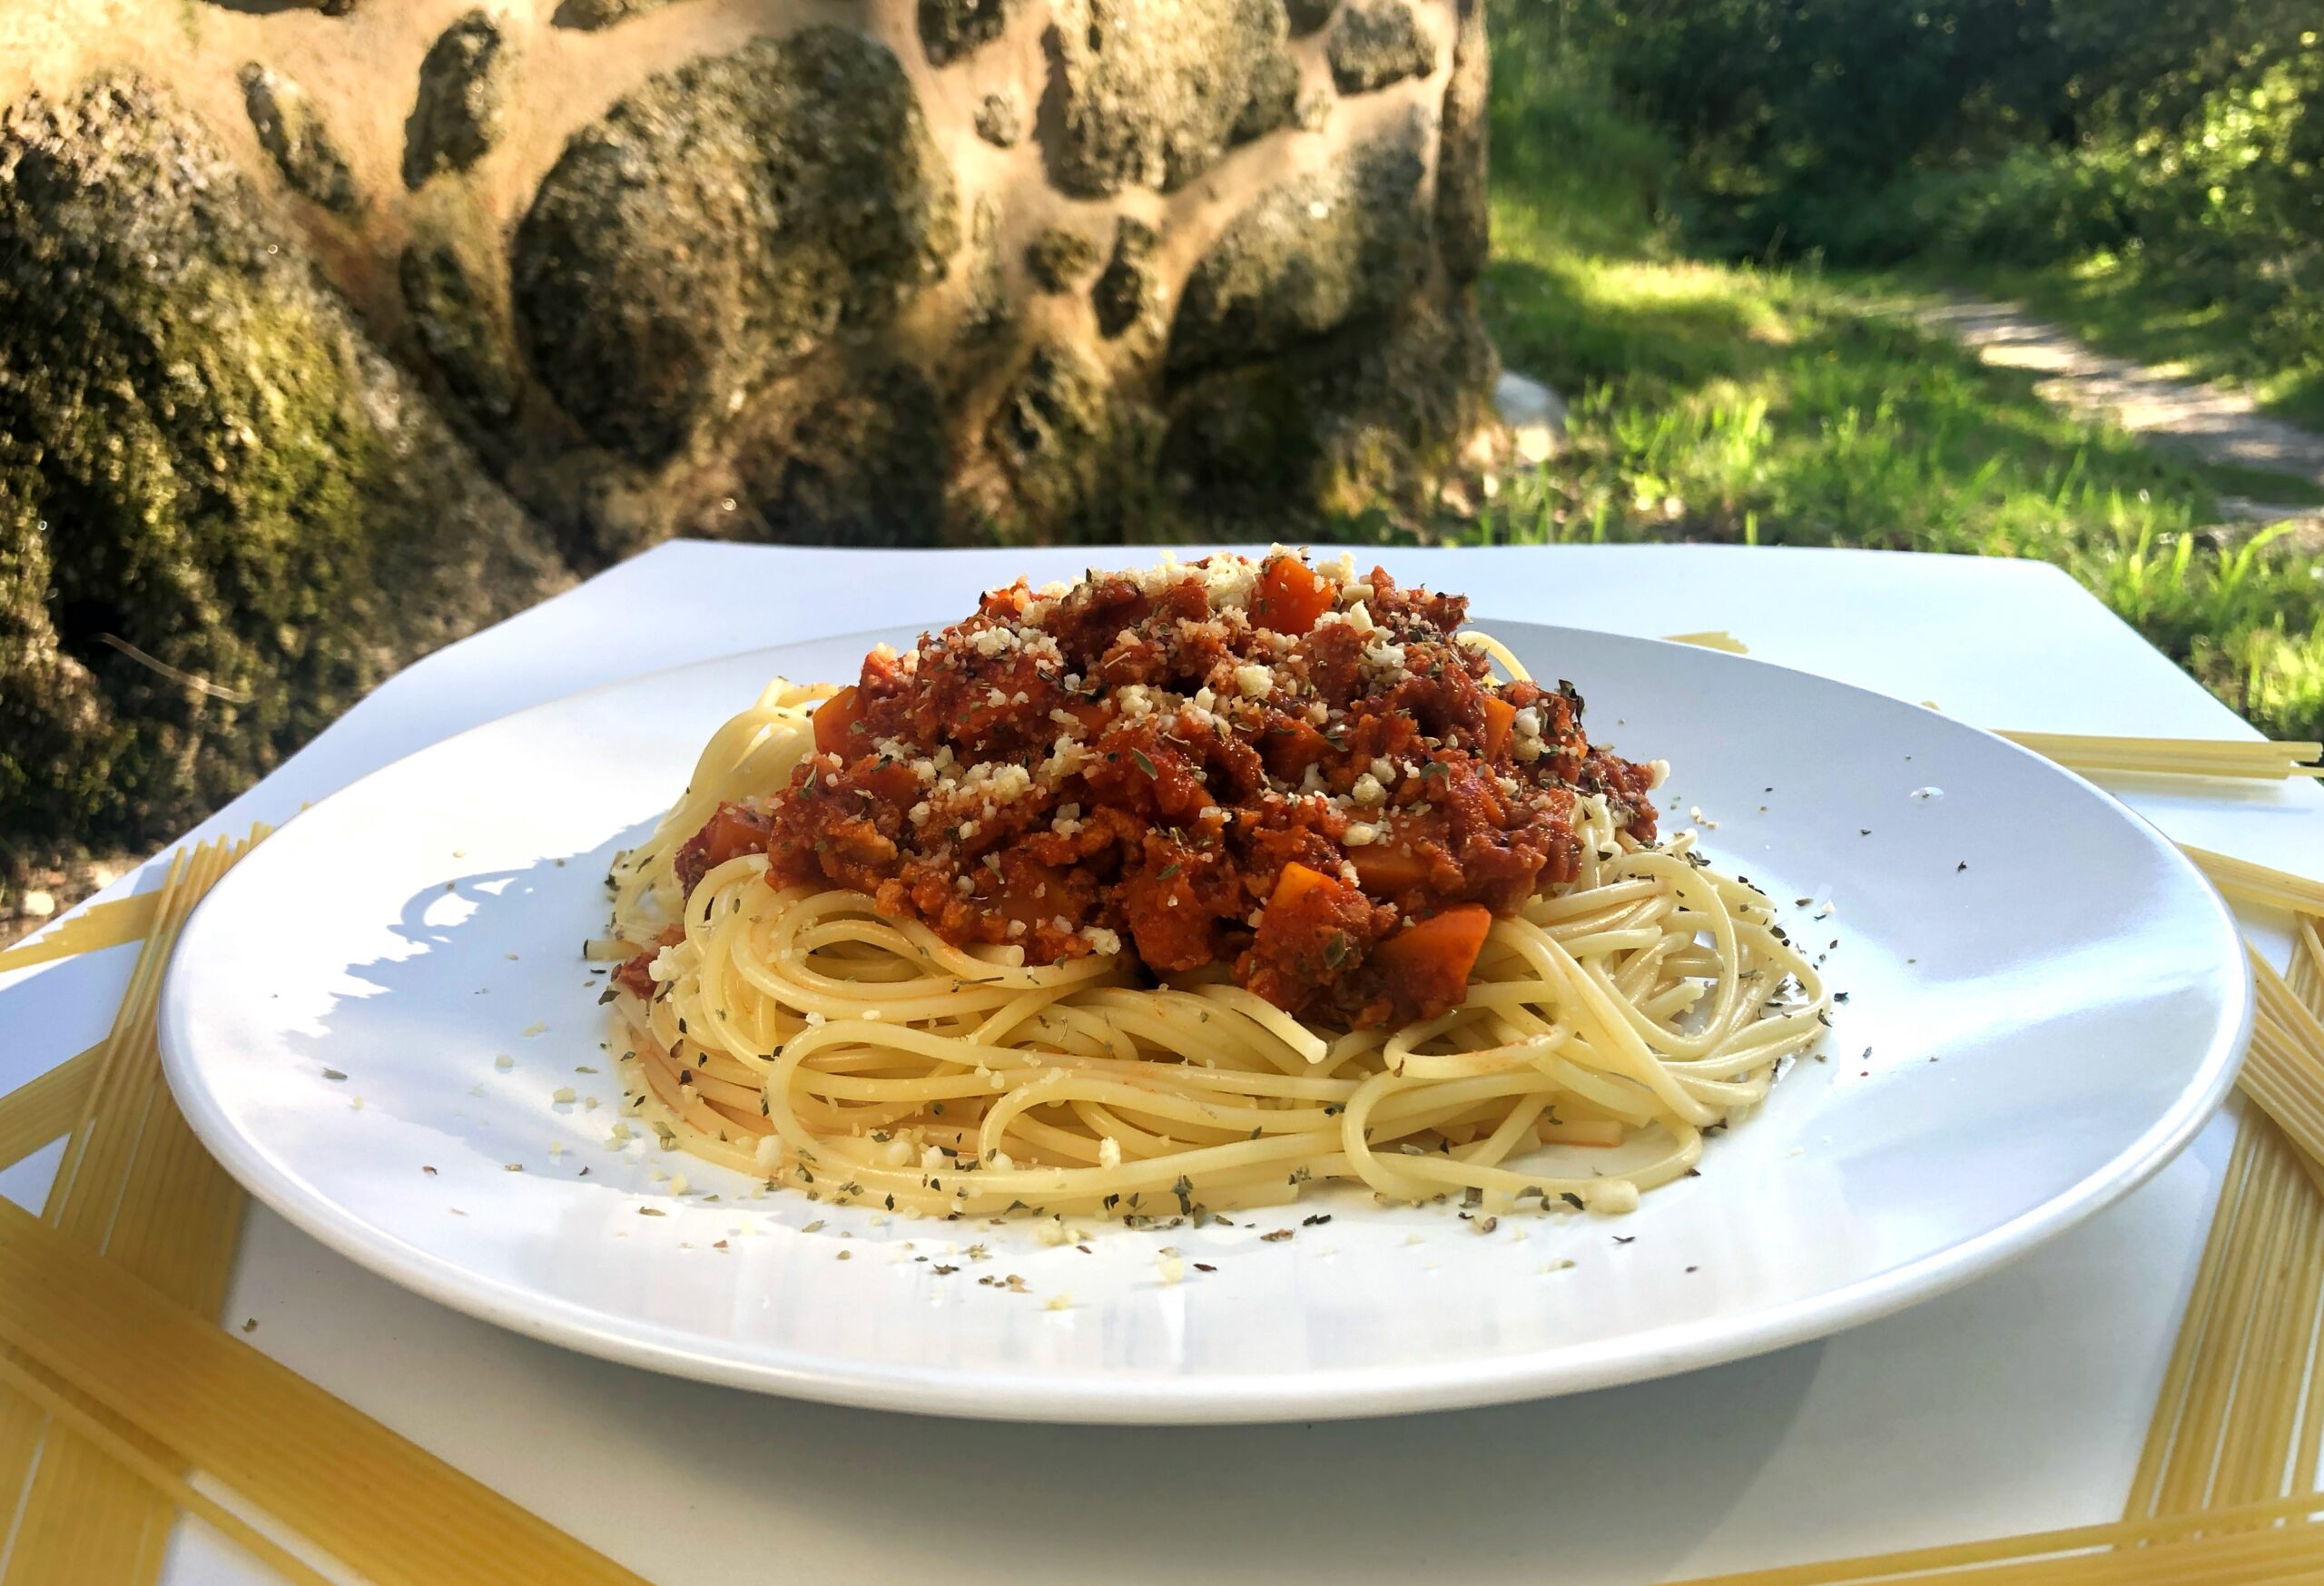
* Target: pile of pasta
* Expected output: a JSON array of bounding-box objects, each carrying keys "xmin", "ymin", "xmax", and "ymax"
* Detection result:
[{"xmin": 597, "ymin": 675, "xmax": 1829, "ymax": 1221}]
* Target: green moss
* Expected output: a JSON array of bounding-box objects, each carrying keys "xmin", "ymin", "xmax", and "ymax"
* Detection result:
[
  {"xmin": 513, "ymin": 26, "xmax": 960, "ymax": 467},
  {"xmin": 0, "ymin": 74, "xmax": 564, "ymax": 858},
  {"xmin": 399, "ymin": 238, "xmax": 518, "ymax": 425}
]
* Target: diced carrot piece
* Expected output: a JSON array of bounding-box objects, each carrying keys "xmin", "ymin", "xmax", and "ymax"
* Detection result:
[
  {"xmin": 697, "ymin": 806, "xmax": 769, "ymax": 868},
  {"xmin": 1353, "ymin": 843, "xmax": 1429, "ymax": 895},
  {"xmin": 1369, "ymin": 904, "xmax": 1492, "ymax": 1007},
  {"xmin": 1260, "ymin": 719, "xmax": 1332, "ymax": 781},
  {"xmin": 813, "ymin": 685, "xmax": 864, "ymax": 759},
  {"xmin": 1269, "ymin": 861, "xmax": 1347, "ymax": 911},
  {"xmin": 1481, "ymin": 694, "xmax": 1516, "ymax": 759},
  {"xmin": 1251, "ymin": 556, "xmax": 1334, "ymax": 635}
]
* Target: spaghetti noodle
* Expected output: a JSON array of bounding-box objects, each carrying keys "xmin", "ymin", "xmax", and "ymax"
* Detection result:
[{"xmin": 600, "ymin": 554, "xmax": 1828, "ymax": 1220}]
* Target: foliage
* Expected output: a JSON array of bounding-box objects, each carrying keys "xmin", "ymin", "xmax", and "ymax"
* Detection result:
[
  {"xmin": 1515, "ymin": 0, "xmax": 2324, "ymax": 424},
  {"xmin": 1449, "ymin": 3, "xmax": 2324, "ymax": 743}
]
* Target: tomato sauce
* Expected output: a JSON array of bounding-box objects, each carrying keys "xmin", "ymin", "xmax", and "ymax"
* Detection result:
[{"xmin": 681, "ymin": 553, "xmax": 1659, "ymax": 1026}]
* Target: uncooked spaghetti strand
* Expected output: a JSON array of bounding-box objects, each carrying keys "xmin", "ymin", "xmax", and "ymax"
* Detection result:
[{"xmin": 2128, "ymin": 1109, "xmax": 2267, "ymax": 1517}]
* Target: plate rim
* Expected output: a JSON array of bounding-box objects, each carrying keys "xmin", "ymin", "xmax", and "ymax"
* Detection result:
[{"xmin": 158, "ymin": 619, "xmax": 2255, "ymax": 1423}]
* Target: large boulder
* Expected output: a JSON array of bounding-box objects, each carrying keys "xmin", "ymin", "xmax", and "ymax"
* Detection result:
[{"xmin": 0, "ymin": 75, "xmax": 566, "ymax": 855}]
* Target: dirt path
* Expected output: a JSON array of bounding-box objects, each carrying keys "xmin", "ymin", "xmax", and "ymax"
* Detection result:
[{"xmin": 1915, "ymin": 295, "xmax": 2324, "ymax": 523}]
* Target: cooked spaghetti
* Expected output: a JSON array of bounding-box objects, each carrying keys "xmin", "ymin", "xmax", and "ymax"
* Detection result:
[{"xmin": 599, "ymin": 552, "xmax": 1827, "ymax": 1220}]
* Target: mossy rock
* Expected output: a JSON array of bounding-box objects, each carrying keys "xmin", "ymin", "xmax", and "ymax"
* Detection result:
[
  {"xmin": 1166, "ymin": 115, "xmax": 1431, "ymax": 377},
  {"xmin": 1163, "ymin": 284, "xmax": 1495, "ymax": 520},
  {"xmin": 0, "ymin": 459, "xmax": 114, "ymax": 862},
  {"xmin": 1048, "ymin": 0, "xmax": 1298, "ymax": 196},
  {"xmin": 1434, "ymin": 0, "xmax": 1487, "ymax": 282},
  {"xmin": 1025, "ymin": 223, "xmax": 1100, "ymax": 292},
  {"xmin": 512, "ymin": 25, "xmax": 960, "ymax": 468},
  {"xmin": 1326, "ymin": 1, "xmax": 1435, "ymax": 94},
  {"xmin": 0, "ymin": 74, "xmax": 566, "ymax": 858},
  {"xmin": 1090, "ymin": 214, "xmax": 1158, "ymax": 339},
  {"xmin": 403, "ymin": 10, "xmax": 513, "ymax": 188},
  {"xmin": 734, "ymin": 360, "xmax": 949, "ymax": 546},
  {"xmin": 921, "ymin": 0, "xmax": 1021, "ymax": 65},
  {"xmin": 399, "ymin": 238, "xmax": 519, "ymax": 426},
  {"xmin": 238, "ymin": 64, "xmax": 357, "ymax": 213}
]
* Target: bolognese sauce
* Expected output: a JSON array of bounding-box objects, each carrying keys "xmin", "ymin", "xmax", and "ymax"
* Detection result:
[{"xmin": 662, "ymin": 553, "xmax": 1659, "ymax": 1027}]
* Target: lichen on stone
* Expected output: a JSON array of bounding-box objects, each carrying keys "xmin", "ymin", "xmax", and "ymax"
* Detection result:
[
  {"xmin": 399, "ymin": 239, "xmax": 519, "ymax": 425},
  {"xmin": 1326, "ymin": 1, "xmax": 1436, "ymax": 94},
  {"xmin": 0, "ymin": 74, "xmax": 565, "ymax": 858},
  {"xmin": 1434, "ymin": 0, "xmax": 1488, "ymax": 281},
  {"xmin": 921, "ymin": 0, "xmax": 1021, "ymax": 65},
  {"xmin": 1090, "ymin": 214, "xmax": 1158, "ymax": 339},
  {"xmin": 1025, "ymin": 224, "xmax": 1100, "ymax": 292},
  {"xmin": 512, "ymin": 26, "xmax": 960, "ymax": 467},
  {"xmin": 403, "ymin": 9, "xmax": 514, "ymax": 188},
  {"xmin": 1167, "ymin": 114, "xmax": 1432, "ymax": 376},
  {"xmin": 973, "ymin": 90, "xmax": 1021, "ymax": 148},
  {"xmin": 1048, "ymin": 0, "xmax": 1298, "ymax": 195},
  {"xmin": 238, "ymin": 63, "xmax": 357, "ymax": 213}
]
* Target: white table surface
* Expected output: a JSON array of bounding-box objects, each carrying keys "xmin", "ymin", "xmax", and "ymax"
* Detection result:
[{"xmin": 5, "ymin": 540, "xmax": 2318, "ymax": 1585}]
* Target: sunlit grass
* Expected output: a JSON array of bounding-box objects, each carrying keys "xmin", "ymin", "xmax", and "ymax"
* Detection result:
[{"xmin": 1454, "ymin": 76, "xmax": 2324, "ymax": 740}]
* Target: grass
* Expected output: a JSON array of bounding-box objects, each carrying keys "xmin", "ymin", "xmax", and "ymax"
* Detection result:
[{"xmin": 1446, "ymin": 7, "xmax": 2324, "ymax": 742}]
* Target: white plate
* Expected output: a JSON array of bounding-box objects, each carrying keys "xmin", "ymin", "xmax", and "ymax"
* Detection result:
[{"xmin": 159, "ymin": 621, "xmax": 2250, "ymax": 1423}]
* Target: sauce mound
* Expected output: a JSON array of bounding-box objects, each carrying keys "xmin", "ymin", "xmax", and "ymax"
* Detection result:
[{"xmin": 675, "ymin": 553, "xmax": 1659, "ymax": 1026}]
